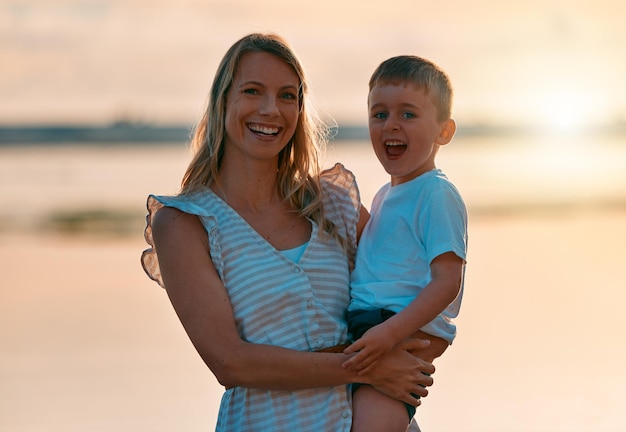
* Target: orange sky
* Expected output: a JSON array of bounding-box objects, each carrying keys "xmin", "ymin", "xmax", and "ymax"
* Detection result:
[{"xmin": 2, "ymin": 0, "xmax": 625, "ymax": 129}]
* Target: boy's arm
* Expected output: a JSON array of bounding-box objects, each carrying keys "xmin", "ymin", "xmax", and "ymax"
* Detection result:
[{"xmin": 343, "ymin": 251, "xmax": 464, "ymax": 372}]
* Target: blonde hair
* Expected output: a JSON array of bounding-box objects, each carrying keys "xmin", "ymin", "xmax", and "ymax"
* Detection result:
[
  {"xmin": 181, "ymin": 33, "xmax": 339, "ymax": 239},
  {"xmin": 369, "ymin": 55, "xmax": 453, "ymax": 122}
]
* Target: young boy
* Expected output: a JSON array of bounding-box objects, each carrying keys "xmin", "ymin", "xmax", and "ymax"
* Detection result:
[{"xmin": 342, "ymin": 55, "xmax": 468, "ymax": 431}]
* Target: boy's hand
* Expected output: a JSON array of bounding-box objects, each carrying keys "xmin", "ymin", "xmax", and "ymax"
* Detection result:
[{"xmin": 342, "ymin": 324, "xmax": 397, "ymax": 374}]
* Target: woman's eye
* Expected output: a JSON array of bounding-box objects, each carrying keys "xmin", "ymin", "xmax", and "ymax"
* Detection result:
[
  {"xmin": 243, "ymin": 88, "xmax": 259, "ymax": 95},
  {"xmin": 280, "ymin": 92, "xmax": 297, "ymax": 100}
]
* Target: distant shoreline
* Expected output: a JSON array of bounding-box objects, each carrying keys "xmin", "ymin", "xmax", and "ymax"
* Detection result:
[{"xmin": 1, "ymin": 122, "xmax": 625, "ymax": 145}]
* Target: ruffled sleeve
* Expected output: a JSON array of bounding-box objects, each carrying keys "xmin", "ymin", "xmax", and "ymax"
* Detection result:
[
  {"xmin": 140, "ymin": 195, "xmax": 166, "ymax": 287},
  {"xmin": 319, "ymin": 163, "xmax": 362, "ymax": 268},
  {"xmin": 140, "ymin": 193, "xmax": 220, "ymax": 288}
]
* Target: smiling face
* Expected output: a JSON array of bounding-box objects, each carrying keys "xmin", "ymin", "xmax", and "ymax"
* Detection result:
[
  {"xmin": 368, "ymin": 83, "xmax": 456, "ymax": 186},
  {"xmin": 223, "ymin": 51, "xmax": 300, "ymax": 165}
]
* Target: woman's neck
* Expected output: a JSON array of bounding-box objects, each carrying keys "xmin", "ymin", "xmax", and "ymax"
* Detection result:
[{"xmin": 212, "ymin": 159, "xmax": 282, "ymax": 212}]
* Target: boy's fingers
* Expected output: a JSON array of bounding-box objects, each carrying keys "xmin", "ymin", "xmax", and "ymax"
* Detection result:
[
  {"xmin": 357, "ymin": 359, "xmax": 379, "ymax": 376},
  {"xmin": 342, "ymin": 350, "xmax": 374, "ymax": 371},
  {"xmin": 353, "ymin": 351, "xmax": 380, "ymax": 371},
  {"xmin": 341, "ymin": 351, "xmax": 363, "ymax": 369},
  {"xmin": 342, "ymin": 341, "xmax": 362, "ymax": 355},
  {"xmin": 342, "ymin": 346, "xmax": 356, "ymax": 355}
]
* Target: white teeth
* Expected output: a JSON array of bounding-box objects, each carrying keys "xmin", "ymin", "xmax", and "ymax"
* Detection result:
[
  {"xmin": 250, "ymin": 124, "xmax": 279, "ymax": 135},
  {"xmin": 386, "ymin": 141, "xmax": 405, "ymax": 146}
]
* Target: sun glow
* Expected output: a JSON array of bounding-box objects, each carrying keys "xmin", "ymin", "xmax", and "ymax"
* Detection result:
[
  {"xmin": 505, "ymin": 53, "xmax": 619, "ymax": 137},
  {"xmin": 530, "ymin": 79, "xmax": 611, "ymax": 135},
  {"xmin": 550, "ymin": 92, "xmax": 583, "ymax": 133},
  {"xmin": 534, "ymin": 88, "xmax": 590, "ymax": 134}
]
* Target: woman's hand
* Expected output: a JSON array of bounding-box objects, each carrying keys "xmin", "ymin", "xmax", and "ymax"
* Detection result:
[{"xmin": 358, "ymin": 338, "xmax": 435, "ymax": 407}]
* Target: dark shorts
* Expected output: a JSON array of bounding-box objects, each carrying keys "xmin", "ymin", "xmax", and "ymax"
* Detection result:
[
  {"xmin": 347, "ymin": 308, "xmax": 422, "ymax": 420},
  {"xmin": 346, "ymin": 308, "xmax": 396, "ymax": 340}
]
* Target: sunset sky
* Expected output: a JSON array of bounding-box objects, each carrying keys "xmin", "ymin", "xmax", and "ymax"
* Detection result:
[{"xmin": 2, "ymin": 0, "xmax": 625, "ymax": 132}]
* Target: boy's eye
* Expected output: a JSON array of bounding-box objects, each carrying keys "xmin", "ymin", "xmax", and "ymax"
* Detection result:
[
  {"xmin": 402, "ymin": 112, "xmax": 416, "ymax": 119},
  {"xmin": 373, "ymin": 112, "xmax": 388, "ymax": 120}
]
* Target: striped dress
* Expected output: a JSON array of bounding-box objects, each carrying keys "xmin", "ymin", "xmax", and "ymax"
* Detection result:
[{"xmin": 142, "ymin": 163, "xmax": 360, "ymax": 431}]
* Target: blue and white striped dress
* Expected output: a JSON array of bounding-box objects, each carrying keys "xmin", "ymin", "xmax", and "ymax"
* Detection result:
[{"xmin": 142, "ymin": 164, "xmax": 360, "ymax": 431}]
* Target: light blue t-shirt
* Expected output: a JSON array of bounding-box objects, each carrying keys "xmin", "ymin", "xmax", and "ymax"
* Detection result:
[{"xmin": 348, "ymin": 169, "xmax": 468, "ymax": 343}]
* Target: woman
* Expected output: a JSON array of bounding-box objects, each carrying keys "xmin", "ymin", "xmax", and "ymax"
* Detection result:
[{"xmin": 141, "ymin": 33, "xmax": 434, "ymax": 431}]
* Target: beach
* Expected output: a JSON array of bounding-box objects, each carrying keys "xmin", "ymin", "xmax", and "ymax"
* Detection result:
[{"xmin": 1, "ymin": 136, "xmax": 625, "ymax": 431}]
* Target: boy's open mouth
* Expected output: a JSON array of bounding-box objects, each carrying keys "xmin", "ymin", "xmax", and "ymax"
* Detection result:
[{"xmin": 385, "ymin": 140, "xmax": 407, "ymax": 157}]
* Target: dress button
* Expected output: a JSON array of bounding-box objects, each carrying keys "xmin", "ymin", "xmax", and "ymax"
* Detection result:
[
  {"xmin": 306, "ymin": 300, "xmax": 313, "ymax": 309},
  {"xmin": 294, "ymin": 267, "xmax": 301, "ymax": 273},
  {"xmin": 342, "ymin": 411, "xmax": 350, "ymax": 419}
]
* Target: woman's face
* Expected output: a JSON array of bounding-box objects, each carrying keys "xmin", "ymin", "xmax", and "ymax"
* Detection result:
[{"xmin": 223, "ymin": 51, "xmax": 300, "ymax": 164}]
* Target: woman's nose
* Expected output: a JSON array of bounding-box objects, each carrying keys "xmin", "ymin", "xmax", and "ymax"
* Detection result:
[{"xmin": 259, "ymin": 95, "xmax": 279, "ymax": 116}]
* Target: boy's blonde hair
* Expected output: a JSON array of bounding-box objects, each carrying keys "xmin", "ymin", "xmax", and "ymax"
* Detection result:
[{"xmin": 369, "ymin": 55, "xmax": 453, "ymax": 122}]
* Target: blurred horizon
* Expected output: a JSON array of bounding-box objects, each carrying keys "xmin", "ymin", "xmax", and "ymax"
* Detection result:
[
  {"xmin": 3, "ymin": 0, "xmax": 626, "ymax": 135},
  {"xmin": 2, "ymin": 120, "xmax": 625, "ymax": 147}
]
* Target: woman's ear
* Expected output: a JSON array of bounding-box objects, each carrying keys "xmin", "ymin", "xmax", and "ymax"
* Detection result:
[{"xmin": 436, "ymin": 119, "xmax": 456, "ymax": 145}]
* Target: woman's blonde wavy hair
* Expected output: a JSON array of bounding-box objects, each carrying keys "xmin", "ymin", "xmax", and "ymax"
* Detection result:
[{"xmin": 181, "ymin": 33, "xmax": 339, "ymax": 239}]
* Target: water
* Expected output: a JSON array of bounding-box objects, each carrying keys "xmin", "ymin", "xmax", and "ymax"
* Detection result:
[{"xmin": 1, "ymin": 134, "xmax": 625, "ymax": 233}]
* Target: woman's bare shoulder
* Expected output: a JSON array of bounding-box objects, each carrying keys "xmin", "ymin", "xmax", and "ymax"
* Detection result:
[{"xmin": 152, "ymin": 206, "xmax": 206, "ymax": 242}]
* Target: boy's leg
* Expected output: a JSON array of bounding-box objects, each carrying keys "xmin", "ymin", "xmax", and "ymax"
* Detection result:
[
  {"xmin": 410, "ymin": 330, "xmax": 449, "ymax": 362},
  {"xmin": 351, "ymin": 385, "xmax": 411, "ymax": 432}
]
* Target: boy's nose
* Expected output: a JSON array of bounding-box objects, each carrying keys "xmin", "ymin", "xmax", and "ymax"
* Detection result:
[{"xmin": 383, "ymin": 117, "xmax": 400, "ymax": 131}]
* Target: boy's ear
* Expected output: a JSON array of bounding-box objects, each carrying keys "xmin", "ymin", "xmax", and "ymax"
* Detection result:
[{"xmin": 436, "ymin": 119, "xmax": 456, "ymax": 145}]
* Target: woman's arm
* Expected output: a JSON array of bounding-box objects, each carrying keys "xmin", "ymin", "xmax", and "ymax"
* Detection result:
[{"xmin": 152, "ymin": 206, "xmax": 433, "ymax": 404}]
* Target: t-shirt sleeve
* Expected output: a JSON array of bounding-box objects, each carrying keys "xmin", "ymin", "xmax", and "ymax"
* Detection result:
[{"xmin": 421, "ymin": 186, "xmax": 468, "ymax": 264}]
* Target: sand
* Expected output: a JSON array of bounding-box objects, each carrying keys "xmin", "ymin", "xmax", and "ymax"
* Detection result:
[{"xmin": 1, "ymin": 209, "xmax": 625, "ymax": 431}]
